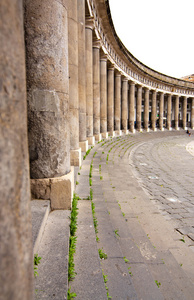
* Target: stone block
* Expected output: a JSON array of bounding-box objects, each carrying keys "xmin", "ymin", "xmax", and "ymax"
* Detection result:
[
  {"xmin": 95, "ymin": 133, "xmax": 102, "ymax": 142},
  {"xmin": 79, "ymin": 140, "xmax": 88, "ymax": 152},
  {"xmin": 70, "ymin": 148, "xmax": 81, "ymax": 167},
  {"xmin": 31, "ymin": 168, "xmax": 74, "ymax": 210},
  {"xmin": 101, "ymin": 132, "xmax": 108, "ymax": 139},
  {"xmin": 87, "ymin": 136, "xmax": 95, "ymax": 145}
]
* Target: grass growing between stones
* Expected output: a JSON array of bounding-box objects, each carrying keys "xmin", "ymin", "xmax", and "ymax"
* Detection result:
[{"xmin": 68, "ymin": 193, "xmax": 80, "ymax": 299}]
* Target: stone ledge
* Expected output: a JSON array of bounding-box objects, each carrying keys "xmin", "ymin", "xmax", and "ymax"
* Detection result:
[{"xmin": 31, "ymin": 167, "xmax": 74, "ymax": 210}]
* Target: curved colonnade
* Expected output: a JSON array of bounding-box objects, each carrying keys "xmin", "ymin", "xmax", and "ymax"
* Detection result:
[{"xmin": 1, "ymin": 0, "xmax": 194, "ymax": 298}]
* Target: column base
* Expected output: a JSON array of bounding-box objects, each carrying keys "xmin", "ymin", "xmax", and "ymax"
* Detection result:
[
  {"xmin": 108, "ymin": 131, "xmax": 115, "ymax": 137},
  {"xmin": 175, "ymin": 127, "xmax": 180, "ymax": 131},
  {"xmin": 79, "ymin": 140, "xmax": 88, "ymax": 152},
  {"xmin": 87, "ymin": 136, "xmax": 95, "ymax": 145},
  {"xmin": 71, "ymin": 148, "xmax": 81, "ymax": 167},
  {"xmin": 115, "ymin": 130, "xmax": 122, "ymax": 136},
  {"xmin": 167, "ymin": 127, "xmax": 172, "ymax": 131},
  {"xmin": 160, "ymin": 128, "xmax": 164, "ymax": 131},
  {"xmin": 152, "ymin": 128, "xmax": 157, "ymax": 131},
  {"xmin": 95, "ymin": 134, "xmax": 102, "ymax": 142},
  {"xmin": 101, "ymin": 132, "xmax": 108, "ymax": 139},
  {"xmin": 183, "ymin": 127, "xmax": 187, "ymax": 130},
  {"xmin": 31, "ymin": 167, "xmax": 74, "ymax": 210},
  {"xmin": 122, "ymin": 129, "xmax": 129, "ymax": 135}
]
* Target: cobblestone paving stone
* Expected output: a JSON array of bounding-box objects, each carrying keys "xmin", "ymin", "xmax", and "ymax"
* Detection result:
[{"xmin": 130, "ymin": 130, "xmax": 194, "ymax": 241}]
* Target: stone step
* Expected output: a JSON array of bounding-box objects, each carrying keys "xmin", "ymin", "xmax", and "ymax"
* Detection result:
[
  {"xmin": 70, "ymin": 200, "xmax": 108, "ymax": 300},
  {"xmin": 31, "ymin": 199, "xmax": 50, "ymax": 254},
  {"xmin": 34, "ymin": 210, "xmax": 70, "ymax": 300}
]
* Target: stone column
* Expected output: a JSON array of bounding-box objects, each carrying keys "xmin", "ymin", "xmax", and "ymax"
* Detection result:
[
  {"xmin": 0, "ymin": 1, "xmax": 33, "ymax": 298},
  {"xmin": 121, "ymin": 78, "xmax": 128, "ymax": 133},
  {"xmin": 100, "ymin": 52, "xmax": 108, "ymax": 138},
  {"xmin": 107, "ymin": 63, "xmax": 115, "ymax": 136},
  {"xmin": 151, "ymin": 90, "xmax": 157, "ymax": 131},
  {"xmin": 191, "ymin": 98, "xmax": 194, "ymax": 129},
  {"xmin": 68, "ymin": 0, "xmax": 81, "ymax": 166},
  {"xmin": 144, "ymin": 88, "xmax": 149, "ymax": 131},
  {"xmin": 129, "ymin": 82, "xmax": 135, "ymax": 132},
  {"xmin": 114, "ymin": 71, "xmax": 121, "ymax": 134},
  {"xmin": 136, "ymin": 85, "xmax": 142, "ymax": 131},
  {"xmin": 182, "ymin": 96, "xmax": 187, "ymax": 129},
  {"xmin": 175, "ymin": 95, "xmax": 179, "ymax": 130},
  {"xmin": 167, "ymin": 94, "xmax": 172, "ymax": 130},
  {"xmin": 24, "ymin": 0, "xmax": 74, "ymax": 210},
  {"xmin": 93, "ymin": 39, "xmax": 101, "ymax": 141},
  {"xmin": 159, "ymin": 92, "xmax": 164, "ymax": 130},
  {"xmin": 85, "ymin": 17, "xmax": 95, "ymax": 145},
  {"xmin": 78, "ymin": 0, "xmax": 88, "ymax": 152}
]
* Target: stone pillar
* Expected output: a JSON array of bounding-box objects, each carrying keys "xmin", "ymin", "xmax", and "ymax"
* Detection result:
[
  {"xmin": 151, "ymin": 90, "xmax": 157, "ymax": 131},
  {"xmin": 78, "ymin": 0, "xmax": 88, "ymax": 152},
  {"xmin": 167, "ymin": 94, "xmax": 172, "ymax": 130},
  {"xmin": 85, "ymin": 17, "xmax": 95, "ymax": 145},
  {"xmin": 159, "ymin": 92, "xmax": 164, "ymax": 130},
  {"xmin": 191, "ymin": 98, "xmax": 194, "ymax": 129},
  {"xmin": 114, "ymin": 71, "xmax": 121, "ymax": 134},
  {"xmin": 144, "ymin": 88, "xmax": 149, "ymax": 131},
  {"xmin": 121, "ymin": 78, "xmax": 128, "ymax": 133},
  {"xmin": 68, "ymin": 0, "xmax": 81, "ymax": 166},
  {"xmin": 0, "ymin": 1, "xmax": 33, "ymax": 298},
  {"xmin": 107, "ymin": 63, "xmax": 115, "ymax": 136},
  {"xmin": 24, "ymin": 0, "xmax": 74, "ymax": 210},
  {"xmin": 182, "ymin": 96, "xmax": 187, "ymax": 129},
  {"xmin": 129, "ymin": 82, "xmax": 135, "ymax": 132},
  {"xmin": 136, "ymin": 86, "xmax": 142, "ymax": 131},
  {"xmin": 100, "ymin": 53, "xmax": 108, "ymax": 138},
  {"xmin": 93, "ymin": 39, "xmax": 101, "ymax": 141},
  {"xmin": 175, "ymin": 95, "xmax": 179, "ymax": 130}
]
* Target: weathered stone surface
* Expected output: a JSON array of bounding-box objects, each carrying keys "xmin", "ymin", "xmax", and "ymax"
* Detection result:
[
  {"xmin": 0, "ymin": 1, "xmax": 33, "ymax": 299},
  {"xmin": 24, "ymin": 0, "xmax": 70, "ymax": 179}
]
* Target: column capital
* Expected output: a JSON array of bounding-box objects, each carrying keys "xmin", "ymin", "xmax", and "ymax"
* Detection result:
[
  {"xmin": 93, "ymin": 38, "xmax": 101, "ymax": 49},
  {"xmin": 115, "ymin": 69, "xmax": 121, "ymax": 77},
  {"xmin": 107, "ymin": 61, "xmax": 115, "ymax": 70},
  {"xmin": 85, "ymin": 17, "xmax": 94, "ymax": 30},
  {"xmin": 122, "ymin": 76, "xmax": 128, "ymax": 82},
  {"xmin": 129, "ymin": 81, "xmax": 135, "ymax": 86},
  {"xmin": 100, "ymin": 52, "xmax": 107, "ymax": 61}
]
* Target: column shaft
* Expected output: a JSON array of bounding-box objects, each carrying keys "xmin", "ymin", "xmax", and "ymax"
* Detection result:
[
  {"xmin": 93, "ymin": 41, "xmax": 101, "ymax": 137},
  {"xmin": 68, "ymin": 0, "xmax": 81, "ymax": 166},
  {"xmin": 78, "ymin": 0, "xmax": 87, "ymax": 149},
  {"xmin": 167, "ymin": 94, "xmax": 172, "ymax": 130},
  {"xmin": 121, "ymin": 78, "xmax": 128, "ymax": 131},
  {"xmin": 107, "ymin": 66, "xmax": 115, "ymax": 133},
  {"xmin": 114, "ymin": 72, "xmax": 121, "ymax": 131},
  {"xmin": 85, "ymin": 18, "xmax": 94, "ymax": 139},
  {"xmin": 129, "ymin": 82, "xmax": 135, "ymax": 132},
  {"xmin": 100, "ymin": 55, "xmax": 107, "ymax": 133},
  {"xmin": 175, "ymin": 95, "xmax": 179, "ymax": 130},
  {"xmin": 159, "ymin": 93, "xmax": 164, "ymax": 130},
  {"xmin": 25, "ymin": 0, "xmax": 70, "ymax": 179},
  {"xmin": 151, "ymin": 90, "xmax": 157, "ymax": 130},
  {"xmin": 191, "ymin": 98, "xmax": 194, "ymax": 129},
  {"xmin": 1, "ymin": 1, "xmax": 32, "ymax": 298},
  {"xmin": 136, "ymin": 86, "xmax": 142, "ymax": 131},
  {"xmin": 182, "ymin": 96, "xmax": 187, "ymax": 129},
  {"xmin": 144, "ymin": 88, "xmax": 149, "ymax": 130}
]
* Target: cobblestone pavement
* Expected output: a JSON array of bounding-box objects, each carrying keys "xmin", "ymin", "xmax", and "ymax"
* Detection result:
[{"xmin": 130, "ymin": 131, "xmax": 194, "ymax": 242}]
